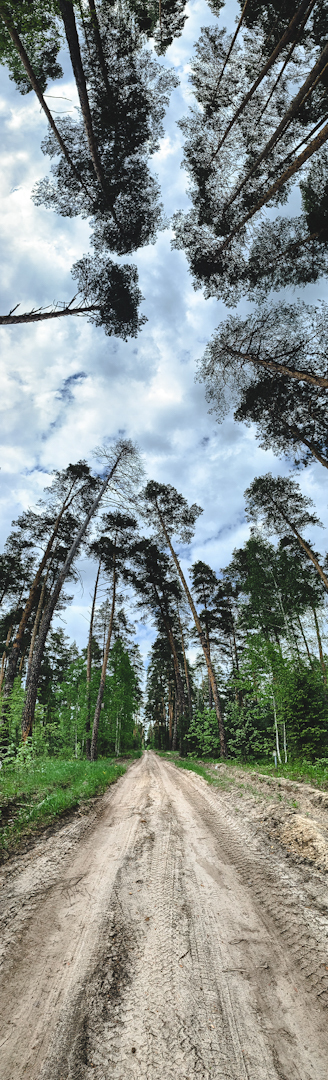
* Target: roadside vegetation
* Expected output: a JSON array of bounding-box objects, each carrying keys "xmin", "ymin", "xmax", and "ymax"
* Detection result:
[
  {"xmin": 156, "ymin": 751, "xmax": 328, "ymax": 793},
  {"xmin": 0, "ymin": 756, "xmax": 129, "ymax": 858}
]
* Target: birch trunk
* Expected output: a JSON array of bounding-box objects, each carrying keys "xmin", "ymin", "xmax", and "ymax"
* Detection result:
[{"xmin": 272, "ymin": 691, "xmax": 282, "ymax": 764}]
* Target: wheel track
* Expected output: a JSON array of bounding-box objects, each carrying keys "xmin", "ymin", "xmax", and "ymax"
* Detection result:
[{"xmin": 164, "ymin": 761, "xmax": 328, "ymax": 1010}]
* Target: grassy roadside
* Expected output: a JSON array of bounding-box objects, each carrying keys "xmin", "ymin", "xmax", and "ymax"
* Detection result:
[
  {"xmin": 155, "ymin": 750, "xmax": 328, "ymax": 791},
  {"xmin": 155, "ymin": 751, "xmax": 232, "ymax": 790},
  {"xmin": 0, "ymin": 756, "xmax": 136, "ymax": 858}
]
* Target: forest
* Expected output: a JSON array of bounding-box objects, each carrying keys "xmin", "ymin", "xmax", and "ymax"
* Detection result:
[{"xmin": 1, "ymin": 0, "xmax": 328, "ymax": 832}]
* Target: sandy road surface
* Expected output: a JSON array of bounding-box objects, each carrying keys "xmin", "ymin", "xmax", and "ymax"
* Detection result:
[{"xmin": 0, "ymin": 752, "xmax": 328, "ymax": 1080}]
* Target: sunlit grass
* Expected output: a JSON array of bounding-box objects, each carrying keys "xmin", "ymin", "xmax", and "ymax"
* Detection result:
[
  {"xmin": 0, "ymin": 757, "xmax": 127, "ymax": 855},
  {"xmin": 155, "ymin": 750, "xmax": 328, "ymax": 791}
]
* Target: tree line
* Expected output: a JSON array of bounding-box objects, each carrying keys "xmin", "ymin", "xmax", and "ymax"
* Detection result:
[{"xmin": 1, "ymin": 441, "xmax": 328, "ymax": 763}]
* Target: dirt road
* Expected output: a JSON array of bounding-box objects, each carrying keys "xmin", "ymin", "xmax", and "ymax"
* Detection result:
[{"xmin": 0, "ymin": 752, "xmax": 328, "ymax": 1080}]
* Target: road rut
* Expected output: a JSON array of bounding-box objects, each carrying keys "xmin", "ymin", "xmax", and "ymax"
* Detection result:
[{"xmin": 0, "ymin": 751, "xmax": 327, "ymax": 1079}]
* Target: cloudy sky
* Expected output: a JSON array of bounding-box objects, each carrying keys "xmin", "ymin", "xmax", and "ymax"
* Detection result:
[{"xmin": 1, "ymin": 0, "xmax": 327, "ymax": 662}]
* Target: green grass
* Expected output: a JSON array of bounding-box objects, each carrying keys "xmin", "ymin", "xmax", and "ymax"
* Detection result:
[
  {"xmin": 155, "ymin": 750, "xmax": 232, "ymax": 790},
  {"xmin": 220, "ymin": 756, "xmax": 328, "ymax": 789},
  {"xmin": 155, "ymin": 750, "xmax": 328, "ymax": 791},
  {"xmin": 0, "ymin": 756, "xmax": 129, "ymax": 857}
]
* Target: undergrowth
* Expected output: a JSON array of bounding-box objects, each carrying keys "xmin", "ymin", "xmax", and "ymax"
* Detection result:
[
  {"xmin": 0, "ymin": 756, "xmax": 129, "ymax": 856},
  {"xmin": 155, "ymin": 751, "xmax": 232, "ymax": 789},
  {"xmin": 155, "ymin": 750, "xmax": 328, "ymax": 790}
]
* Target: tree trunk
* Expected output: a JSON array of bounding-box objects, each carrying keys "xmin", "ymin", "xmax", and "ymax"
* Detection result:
[
  {"xmin": 86, "ymin": 558, "xmax": 102, "ymax": 758},
  {"xmin": 222, "ymin": 32, "xmax": 328, "ymax": 214},
  {"xmin": 297, "ymin": 614, "xmax": 314, "ymax": 667},
  {"xmin": 18, "ymin": 648, "xmax": 27, "ymax": 676},
  {"xmin": 298, "ymin": 435, "xmax": 328, "ymax": 471},
  {"xmin": 90, "ymin": 562, "xmax": 115, "ymax": 761},
  {"xmin": 173, "ymin": 690, "xmax": 178, "ymax": 752},
  {"xmin": 168, "ymin": 682, "xmax": 173, "ymax": 747},
  {"xmin": 4, "ymin": 480, "xmax": 80, "ymax": 700},
  {"xmin": 177, "ymin": 610, "xmax": 193, "ymax": 721},
  {"xmin": 271, "ymin": 499, "xmax": 328, "ymax": 595},
  {"xmin": 25, "ymin": 572, "xmax": 49, "ymax": 686},
  {"xmin": 165, "ymin": 623, "xmax": 186, "ymax": 743},
  {"xmin": 0, "ymin": 625, "xmax": 12, "ymax": 694},
  {"xmin": 87, "ymin": 0, "xmax": 112, "ymax": 99},
  {"xmin": 0, "ymin": 304, "xmax": 99, "ymax": 326},
  {"xmin": 151, "ymin": 583, "xmax": 187, "ymax": 738},
  {"xmin": 228, "ymin": 347, "xmax": 328, "ymax": 389},
  {"xmin": 272, "ymin": 691, "xmax": 282, "ymax": 765},
  {"xmin": 21, "ymin": 451, "xmax": 124, "ymax": 740},
  {"xmin": 58, "ymin": 0, "xmax": 107, "ymax": 194},
  {"xmin": 0, "ymin": 6, "xmax": 92, "ymax": 200},
  {"xmin": 213, "ymin": 0, "xmax": 251, "ymax": 99},
  {"xmin": 212, "ymin": 0, "xmax": 311, "ymax": 159},
  {"xmin": 219, "ymin": 118, "xmax": 328, "ymax": 255},
  {"xmin": 311, "ymin": 606, "xmax": 327, "ymax": 684},
  {"xmin": 156, "ymin": 507, "xmax": 227, "ymax": 756}
]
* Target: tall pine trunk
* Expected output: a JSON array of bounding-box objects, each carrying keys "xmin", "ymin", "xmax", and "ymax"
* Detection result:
[
  {"xmin": 0, "ymin": 625, "xmax": 12, "ymax": 694},
  {"xmin": 156, "ymin": 508, "xmax": 227, "ymax": 756},
  {"xmin": 212, "ymin": 0, "xmax": 311, "ymax": 159},
  {"xmin": 297, "ymin": 614, "xmax": 314, "ymax": 667},
  {"xmin": 0, "ymin": 7, "xmax": 92, "ymax": 199},
  {"xmin": 311, "ymin": 606, "xmax": 327, "ymax": 684},
  {"xmin": 21, "ymin": 451, "xmax": 124, "ymax": 740},
  {"xmin": 86, "ymin": 558, "xmax": 102, "ymax": 758},
  {"xmin": 90, "ymin": 562, "xmax": 116, "ymax": 761},
  {"xmin": 177, "ymin": 611, "xmax": 193, "ymax": 721},
  {"xmin": 25, "ymin": 573, "xmax": 49, "ymax": 686},
  {"xmin": 4, "ymin": 482, "xmax": 79, "ymax": 700},
  {"xmin": 58, "ymin": 0, "xmax": 107, "ymax": 195},
  {"xmin": 0, "ymin": 304, "xmax": 100, "ymax": 326}
]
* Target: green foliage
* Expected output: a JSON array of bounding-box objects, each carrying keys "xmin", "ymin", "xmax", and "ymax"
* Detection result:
[
  {"xmin": 225, "ymin": 638, "xmax": 328, "ymax": 762},
  {"xmin": 0, "ymin": 2, "xmax": 63, "ymax": 94},
  {"xmin": 100, "ymin": 639, "xmax": 141, "ymax": 756},
  {"xmin": 0, "ymin": 756, "xmax": 126, "ymax": 855},
  {"xmin": 225, "ymin": 699, "xmax": 273, "ymax": 760},
  {"xmin": 186, "ymin": 708, "xmax": 221, "ymax": 757}
]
